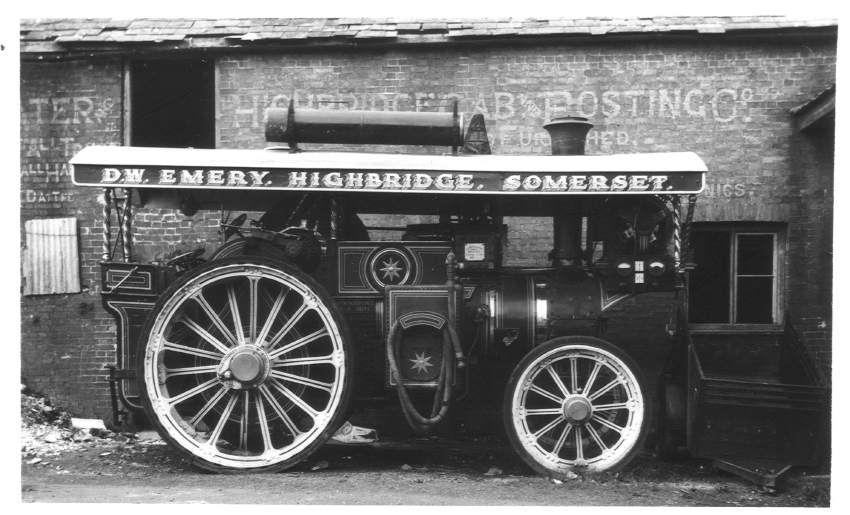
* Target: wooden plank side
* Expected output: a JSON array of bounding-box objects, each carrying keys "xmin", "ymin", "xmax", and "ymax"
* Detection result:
[{"xmin": 23, "ymin": 218, "xmax": 81, "ymax": 295}]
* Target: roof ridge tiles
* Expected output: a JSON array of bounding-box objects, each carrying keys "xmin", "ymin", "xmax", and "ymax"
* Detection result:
[{"xmin": 20, "ymin": 16, "xmax": 837, "ymax": 50}]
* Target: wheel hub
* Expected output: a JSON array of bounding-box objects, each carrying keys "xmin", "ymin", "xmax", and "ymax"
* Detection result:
[
  {"xmin": 563, "ymin": 395, "xmax": 593, "ymax": 424},
  {"xmin": 231, "ymin": 353, "xmax": 262, "ymax": 382},
  {"xmin": 219, "ymin": 346, "xmax": 270, "ymax": 389}
]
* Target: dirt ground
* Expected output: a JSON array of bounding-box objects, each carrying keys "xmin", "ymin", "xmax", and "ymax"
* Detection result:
[
  {"xmin": 18, "ymin": 387, "xmax": 829, "ymax": 506},
  {"xmin": 21, "ymin": 428, "xmax": 830, "ymax": 506}
]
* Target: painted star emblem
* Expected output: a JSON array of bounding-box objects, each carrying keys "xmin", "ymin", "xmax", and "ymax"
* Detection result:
[
  {"xmin": 379, "ymin": 258, "xmax": 403, "ymax": 282},
  {"xmin": 409, "ymin": 352, "xmax": 433, "ymax": 374}
]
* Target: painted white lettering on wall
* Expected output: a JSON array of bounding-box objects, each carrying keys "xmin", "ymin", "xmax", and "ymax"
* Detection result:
[
  {"xmin": 21, "ymin": 190, "xmax": 74, "ymax": 204},
  {"xmin": 27, "ymin": 96, "xmax": 116, "ymax": 125},
  {"xmin": 223, "ymin": 87, "xmax": 755, "ymax": 133},
  {"xmin": 22, "ymin": 92, "xmax": 119, "ymax": 211},
  {"xmin": 703, "ymin": 182, "xmax": 749, "ymax": 198},
  {"xmin": 21, "ymin": 137, "xmax": 85, "ymax": 159},
  {"xmin": 20, "ymin": 162, "xmax": 71, "ymax": 182}
]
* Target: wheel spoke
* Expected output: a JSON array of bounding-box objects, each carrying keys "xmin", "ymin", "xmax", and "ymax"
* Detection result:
[
  {"xmin": 267, "ymin": 328, "xmax": 330, "ymax": 360},
  {"xmin": 586, "ymin": 423, "xmax": 608, "ymax": 453},
  {"xmin": 256, "ymin": 288, "xmax": 288, "ymax": 346},
  {"xmin": 163, "ymin": 340, "xmax": 223, "ymax": 361},
  {"xmin": 588, "ymin": 377, "xmax": 621, "ymax": 401},
  {"xmin": 207, "ymin": 391, "xmax": 238, "ymax": 446},
  {"xmin": 570, "ymin": 357, "xmax": 579, "ymax": 394},
  {"xmin": 593, "ymin": 402, "xmax": 629, "ymax": 412},
  {"xmin": 189, "ymin": 386, "xmax": 229, "ymax": 427},
  {"xmin": 532, "ymin": 415, "xmax": 565, "ymax": 440},
  {"xmin": 167, "ymin": 377, "xmax": 220, "ymax": 406},
  {"xmin": 269, "ymin": 379, "xmax": 319, "ymax": 419},
  {"xmin": 266, "ymin": 301, "xmax": 310, "ymax": 351},
  {"xmin": 227, "ymin": 285, "xmax": 245, "ymax": 344},
  {"xmin": 178, "ymin": 315, "xmax": 231, "ymax": 355},
  {"xmin": 192, "ymin": 292, "xmax": 238, "ymax": 347},
  {"xmin": 255, "ymin": 394, "xmax": 274, "ymax": 452},
  {"xmin": 275, "ymin": 354, "xmax": 335, "ymax": 367},
  {"xmin": 239, "ymin": 391, "xmax": 250, "ymax": 451},
  {"xmin": 552, "ymin": 422, "xmax": 574, "ymax": 456},
  {"xmin": 258, "ymin": 384, "xmax": 302, "ymax": 437},
  {"xmin": 592, "ymin": 414, "xmax": 625, "ymax": 434},
  {"xmin": 165, "ymin": 364, "xmax": 219, "ymax": 378},
  {"xmin": 525, "ymin": 408, "xmax": 564, "ymax": 416},
  {"xmin": 546, "ymin": 365, "xmax": 571, "ymax": 397},
  {"xmin": 270, "ymin": 370, "xmax": 334, "ymax": 393},
  {"xmin": 575, "ymin": 426, "xmax": 584, "ymax": 461},
  {"xmin": 583, "ymin": 362, "xmax": 602, "ymax": 394},
  {"xmin": 529, "ymin": 384, "xmax": 564, "ymax": 404},
  {"xmin": 248, "ymin": 277, "xmax": 259, "ymax": 343}
]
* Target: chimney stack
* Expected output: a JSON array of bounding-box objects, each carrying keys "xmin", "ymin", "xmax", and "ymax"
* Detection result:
[{"xmin": 544, "ymin": 116, "xmax": 593, "ymax": 268}]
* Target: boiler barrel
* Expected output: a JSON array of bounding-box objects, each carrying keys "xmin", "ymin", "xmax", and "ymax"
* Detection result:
[{"xmin": 266, "ymin": 104, "xmax": 464, "ymax": 147}]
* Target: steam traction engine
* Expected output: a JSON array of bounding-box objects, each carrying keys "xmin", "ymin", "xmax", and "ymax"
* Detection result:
[{"xmin": 70, "ymin": 105, "xmax": 705, "ymax": 477}]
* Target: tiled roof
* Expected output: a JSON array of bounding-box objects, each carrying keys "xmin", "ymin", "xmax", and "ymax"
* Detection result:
[{"xmin": 20, "ymin": 17, "xmax": 837, "ymax": 54}]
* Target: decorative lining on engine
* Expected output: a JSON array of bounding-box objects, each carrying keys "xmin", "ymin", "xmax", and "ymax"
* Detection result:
[{"xmin": 334, "ymin": 242, "xmax": 451, "ymax": 296}]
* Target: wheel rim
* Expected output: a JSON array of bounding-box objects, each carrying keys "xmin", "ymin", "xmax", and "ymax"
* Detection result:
[
  {"xmin": 510, "ymin": 344, "xmax": 644, "ymax": 473},
  {"xmin": 143, "ymin": 262, "xmax": 346, "ymax": 470}
]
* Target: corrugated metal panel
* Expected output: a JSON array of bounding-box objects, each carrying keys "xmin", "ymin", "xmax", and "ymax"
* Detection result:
[{"xmin": 22, "ymin": 217, "xmax": 81, "ymax": 295}]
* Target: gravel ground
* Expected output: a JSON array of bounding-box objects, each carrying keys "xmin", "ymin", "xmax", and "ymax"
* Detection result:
[{"xmin": 20, "ymin": 390, "xmax": 830, "ymax": 506}]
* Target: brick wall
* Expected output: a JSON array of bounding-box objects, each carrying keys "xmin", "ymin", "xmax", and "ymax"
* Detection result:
[
  {"xmin": 20, "ymin": 34, "xmax": 835, "ymax": 415},
  {"xmin": 216, "ymin": 37, "xmax": 835, "ymax": 377},
  {"xmin": 787, "ymin": 124, "xmax": 834, "ymax": 379},
  {"xmin": 20, "ymin": 60, "xmax": 221, "ymax": 416},
  {"xmin": 20, "ymin": 60, "xmax": 122, "ymax": 415}
]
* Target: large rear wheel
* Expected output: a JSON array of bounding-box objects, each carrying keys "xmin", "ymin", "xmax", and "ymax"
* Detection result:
[
  {"xmin": 504, "ymin": 336, "xmax": 649, "ymax": 477},
  {"xmin": 138, "ymin": 257, "xmax": 352, "ymax": 473}
]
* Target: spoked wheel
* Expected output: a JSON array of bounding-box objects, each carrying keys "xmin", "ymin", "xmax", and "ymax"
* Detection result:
[
  {"xmin": 504, "ymin": 336, "xmax": 649, "ymax": 477},
  {"xmin": 138, "ymin": 256, "xmax": 352, "ymax": 473}
]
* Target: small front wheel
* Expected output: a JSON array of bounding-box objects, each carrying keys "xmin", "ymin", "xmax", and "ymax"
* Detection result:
[{"xmin": 504, "ymin": 336, "xmax": 650, "ymax": 477}]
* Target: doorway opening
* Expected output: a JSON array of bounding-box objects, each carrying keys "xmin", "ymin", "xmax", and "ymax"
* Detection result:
[{"xmin": 130, "ymin": 58, "xmax": 215, "ymax": 148}]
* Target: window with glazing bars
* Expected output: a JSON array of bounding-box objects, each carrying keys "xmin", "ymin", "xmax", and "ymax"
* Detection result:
[{"xmin": 688, "ymin": 224, "xmax": 783, "ymax": 325}]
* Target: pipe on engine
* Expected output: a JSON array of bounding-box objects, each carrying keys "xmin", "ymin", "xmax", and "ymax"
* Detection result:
[
  {"xmin": 265, "ymin": 99, "xmax": 464, "ymax": 148},
  {"xmin": 544, "ymin": 116, "xmax": 593, "ymax": 268}
]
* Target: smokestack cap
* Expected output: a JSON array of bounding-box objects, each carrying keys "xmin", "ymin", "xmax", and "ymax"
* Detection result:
[{"xmin": 543, "ymin": 116, "xmax": 594, "ymax": 156}]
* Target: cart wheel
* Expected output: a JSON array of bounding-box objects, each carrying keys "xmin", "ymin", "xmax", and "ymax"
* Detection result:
[
  {"xmin": 138, "ymin": 256, "xmax": 352, "ymax": 473},
  {"xmin": 504, "ymin": 336, "xmax": 650, "ymax": 477}
]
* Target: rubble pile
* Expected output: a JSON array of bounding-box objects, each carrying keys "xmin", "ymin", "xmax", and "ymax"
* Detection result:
[
  {"xmin": 21, "ymin": 384, "xmax": 149, "ymax": 464},
  {"xmin": 21, "ymin": 385, "xmax": 72, "ymax": 428}
]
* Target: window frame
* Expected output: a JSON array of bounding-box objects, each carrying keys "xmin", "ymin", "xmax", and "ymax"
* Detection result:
[{"xmin": 687, "ymin": 222, "xmax": 786, "ymax": 331}]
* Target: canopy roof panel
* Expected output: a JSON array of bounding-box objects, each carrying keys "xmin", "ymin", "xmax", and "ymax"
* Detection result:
[{"xmin": 71, "ymin": 145, "xmax": 706, "ymax": 195}]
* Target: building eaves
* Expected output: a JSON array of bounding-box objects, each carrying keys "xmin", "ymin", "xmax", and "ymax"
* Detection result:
[{"xmin": 790, "ymin": 84, "xmax": 836, "ymax": 132}]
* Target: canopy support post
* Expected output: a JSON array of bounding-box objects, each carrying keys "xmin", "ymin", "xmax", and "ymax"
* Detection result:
[
  {"xmin": 672, "ymin": 195, "xmax": 681, "ymax": 273},
  {"xmin": 122, "ymin": 188, "xmax": 132, "ymax": 262},
  {"xmin": 102, "ymin": 188, "xmax": 112, "ymax": 261}
]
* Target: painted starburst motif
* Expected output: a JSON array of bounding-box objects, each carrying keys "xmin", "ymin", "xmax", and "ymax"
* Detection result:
[
  {"xmin": 409, "ymin": 352, "xmax": 433, "ymax": 374},
  {"xmin": 379, "ymin": 258, "xmax": 403, "ymax": 281}
]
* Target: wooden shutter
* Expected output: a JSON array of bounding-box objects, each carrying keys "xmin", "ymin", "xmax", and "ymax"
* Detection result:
[{"xmin": 22, "ymin": 218, "xmax": 81, "ymax": 295}]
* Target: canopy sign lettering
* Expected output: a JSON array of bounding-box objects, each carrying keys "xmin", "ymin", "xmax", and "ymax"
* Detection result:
[{"xmin": 70, "ymin": 146, "xmax": 706, "ymax": 195}]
